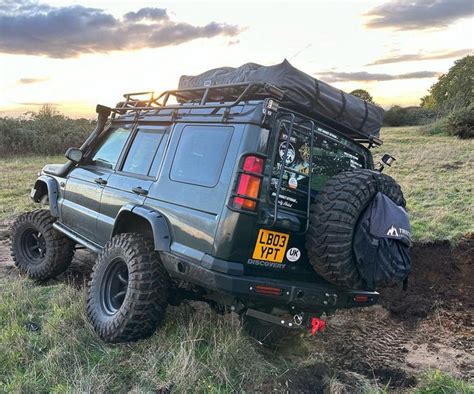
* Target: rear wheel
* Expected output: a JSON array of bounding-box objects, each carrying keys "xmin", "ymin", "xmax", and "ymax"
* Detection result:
[
  {"xmin": 86, "ymin": 233, "xmax": 169, "ymax": 342},
  {"xmin": 306, "ymin": 170, "xmax": 405, "ymax": 289},
  {"xmin": 10, "ymin": 210, "xmax": 74, "ymax": 280}
]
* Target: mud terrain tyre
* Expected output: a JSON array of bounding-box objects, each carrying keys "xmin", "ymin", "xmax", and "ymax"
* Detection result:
[
  {"xmin": 306, "ymin": 170, "xmax": 405, "ymax": 289},
  {"xmin": 86, "ymin": 233, "xmax": 169, "ymax": 343},
  {"xmin": 10, "ymin": 210, "xmax": 74, "ymax": 280}
]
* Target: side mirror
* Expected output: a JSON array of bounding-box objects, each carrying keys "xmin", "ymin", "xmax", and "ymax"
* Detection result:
[
  {"xmin": 378, "ymin": 153, "xmax": 396, "ymax": 172},
  {"xmin": 65, "ymin": 147, "xmax": 83, "ymax": 163}
]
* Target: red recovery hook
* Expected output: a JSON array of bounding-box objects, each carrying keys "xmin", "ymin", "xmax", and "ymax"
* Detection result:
[{"xmin": 310, "ymin": 317, "xmax": 326, "ymax": 336}]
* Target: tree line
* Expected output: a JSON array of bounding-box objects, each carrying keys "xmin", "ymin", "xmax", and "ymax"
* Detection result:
[
  {"xmin": 351, "ymin": 55, "xmax": 473, "ymax": 138},
  {"xmin": 0, "ymin": 105, "xmax": 94, "ymax": 156}
]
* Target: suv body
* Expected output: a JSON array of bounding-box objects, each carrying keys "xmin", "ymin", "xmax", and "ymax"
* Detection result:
[{"xmin": 31, "ymin": 83, "xmax": 379, "ymax": 331}]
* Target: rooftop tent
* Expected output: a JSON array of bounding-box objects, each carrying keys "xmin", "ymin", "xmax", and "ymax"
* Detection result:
[{"xmin": 178, "ymin": 59, "xmax": 385, "ymax": 140}]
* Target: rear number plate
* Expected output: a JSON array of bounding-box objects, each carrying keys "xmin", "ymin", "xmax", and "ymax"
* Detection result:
[{"xmin": 252, "ymin": 229, "xmax": 289, "ymax": 263}]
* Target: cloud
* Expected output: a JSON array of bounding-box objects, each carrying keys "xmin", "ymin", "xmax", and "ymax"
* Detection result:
[
  {"xmin": 227, "ymin": 40, "xmax": 240, "ymax": 46},
  {"xmin": 123, "ymin": 7, "xmax": 169, "ymax": 22},
  {"xmin": 368, "ymin": 49, "xmax": 473, "ymax": 65},
  {"xmin": 0, "ymin": 1, "xmax": 242, "ymax": 58},
  {"xmin": 16, "ymin": 101, "xmax": 58, "ymax": 106},
  {"xmin": 17, "ymin": 77, "xmax": 49, "ymax": 84},
  {"xmin": 365, "ymin": 0, "xmax": 474, "ymax": 30},
  {"xmin": 318, "ymin": 71, "xmax": 440, "ymax": 83}
]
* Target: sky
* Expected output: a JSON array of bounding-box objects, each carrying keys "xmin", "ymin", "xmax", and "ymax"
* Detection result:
[{"xmin": 0, "ymin": 0, "xmax": 473, "ymax": 117}]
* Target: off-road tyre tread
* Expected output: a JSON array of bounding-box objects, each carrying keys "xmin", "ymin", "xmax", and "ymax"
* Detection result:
[
  {"xmin": 306, "ymin": 170, "xmax": 405, "ymax": 289},
  {"xmin": 87, "ymin": 233, "xmax": 169, "ymax": 343},
  {"xmin": 10, "ymin": 209, "xmax": 74, "ymax": 280}
]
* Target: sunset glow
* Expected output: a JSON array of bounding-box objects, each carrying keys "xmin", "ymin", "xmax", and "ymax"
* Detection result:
[{"xmin": 1, "ymin": 0, "xmax": 472, "ymax": 117}]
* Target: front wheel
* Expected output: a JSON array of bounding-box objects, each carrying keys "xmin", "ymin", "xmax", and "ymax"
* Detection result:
[
  {"xmin": 10, "ymin": 210, "xmax": 75, "ymax": 280},
  {"xmin": 86, "ymin": 233, "xmax": 169, "ymax": 342}
]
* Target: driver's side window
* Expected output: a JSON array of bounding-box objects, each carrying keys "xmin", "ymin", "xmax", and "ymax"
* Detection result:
[{"xmin": 91, "ymin": 126, "xmax": 132, "ymax": 169}]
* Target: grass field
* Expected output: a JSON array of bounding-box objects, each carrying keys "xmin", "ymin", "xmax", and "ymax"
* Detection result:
[
  {"xmin": 0, "ymin": 278, "xmax": 276, "ymax": 392},
  {"xmin": 373, "ymin": 127, "xmax": 473, "ymax": 243},
  {"xmin": 0, "ymin": 155, "xmax": 63, "ymax": 221},
  {"xmin": 1, "ymin": 127, "xmax": 473, "ymax": 242}
]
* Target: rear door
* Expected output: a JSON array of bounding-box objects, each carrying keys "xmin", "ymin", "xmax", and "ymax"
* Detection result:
[
  {"xmin": 97, "ymin": 125, "xmax": 169, "ymax": 245},
  {"xmin": 61, "ymin": 125, "xmax": 133, "ymax": 242}
]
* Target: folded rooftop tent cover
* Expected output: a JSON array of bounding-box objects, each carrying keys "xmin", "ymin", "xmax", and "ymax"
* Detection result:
[{"xmin": 178, "ymin": 59, "xmax": 384, "ymax": 140}]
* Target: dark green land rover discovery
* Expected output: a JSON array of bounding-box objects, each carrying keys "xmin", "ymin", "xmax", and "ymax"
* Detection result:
[{"xmin": 10, "ymin": 82, "xmax": 406, "ymax": 344}]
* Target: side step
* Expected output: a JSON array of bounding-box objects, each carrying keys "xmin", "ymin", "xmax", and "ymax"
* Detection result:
[{"xmin": 53, "ymin": 222, "xmax": 102, "ymax": 254}]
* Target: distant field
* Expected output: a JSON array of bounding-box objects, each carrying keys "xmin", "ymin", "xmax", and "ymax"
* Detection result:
[
  {"xmin": 0, "ymin": 155, "xmax": 63, "ymax": 221},
  {"xmin": 1, "ymin": 127, "xmax": 472, "ymax": 242},
  {"xmin": 373, "ymin": 127, "xmax": 473, "ymax": 243}
]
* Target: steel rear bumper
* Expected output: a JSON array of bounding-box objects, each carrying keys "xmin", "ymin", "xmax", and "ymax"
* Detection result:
[{"xmin": 161, "ymin": 252, "xmax": 379, "ymax": 311}]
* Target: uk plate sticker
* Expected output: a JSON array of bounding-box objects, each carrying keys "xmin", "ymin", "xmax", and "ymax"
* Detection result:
[{"xmin": 286, "ymin": 247, "xmax": 301, "ymax": 262}]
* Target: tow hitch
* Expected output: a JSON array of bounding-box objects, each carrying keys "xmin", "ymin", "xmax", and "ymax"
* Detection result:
[
  {"xmin": 245, "ymin": 308, "xmax": 327, "ymax": 336},
  {"xmin": 310, "ymin": 317, "xmax": 326, "ymax": 336}
]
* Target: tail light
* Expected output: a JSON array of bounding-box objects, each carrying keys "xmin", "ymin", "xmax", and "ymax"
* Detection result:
[
  {"xmin": 254, "ymin": 284, "xmax": 282, "ymax": 296},
  {"xmin": 353, "ymin": 295, "xmax": 370, "ymax": 303},
  {"xmin": 232, "ymin": 155, "xmax": 265, "ymax": 211}
]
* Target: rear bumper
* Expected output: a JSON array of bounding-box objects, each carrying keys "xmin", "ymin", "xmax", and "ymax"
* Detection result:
[{"xmin": 162, "ymin": 252, "xmax": 378, "ymax": 312}]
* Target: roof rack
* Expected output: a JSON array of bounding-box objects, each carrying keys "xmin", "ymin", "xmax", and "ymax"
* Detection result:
[
  {"xmin": 110, "ymin": 82, "xmax": 382, "ymax": 146},
  {"xmin": 111, "ymin": 82, "xmax": 285, "ymax": 118}
]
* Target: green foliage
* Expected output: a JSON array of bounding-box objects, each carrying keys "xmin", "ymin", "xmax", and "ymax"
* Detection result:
[
  {"xmin": 421, "ymin": 55, "xmax": 474, "ymax": 113},
  {"xmin": 420, "ymin": 117, "xmax": 449, "ymax": 136},
  {"xmin": 383, "ymin": 106, "xmax": 436, "ymax": 127},
  {"xmin": 350, "ymin": 89, "xmax": 374, "ymax": 103},
  {"xmin": 0, "ymin": 104, "xmax": 94, "ymax": 156},
  {"xmin": 446, "ymin": 104, "xmax": 474, "ymax": 139},
  {"xmin": 415, "ymin": 370, "xmax": 474, "ymax": 393}
]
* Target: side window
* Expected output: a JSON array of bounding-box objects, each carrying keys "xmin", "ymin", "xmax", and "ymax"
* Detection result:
[
  {"xmin": 170, "ymin": 125, "xmax": 233, "ymax": 187},
  {"xmin": 92, "ymin": 126, "xmax": 132, "ymax": 169},
  {"xmin": 122, "ymin": 126, "xmax": 168, "ymax": 177}
]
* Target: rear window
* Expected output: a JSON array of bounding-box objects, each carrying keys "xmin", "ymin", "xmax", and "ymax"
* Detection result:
[
  {"xmin": 271, "ymin": 120, "xmax": 369, "ymax": 209},
  {"xmin": 170, "ymin": 125, "xmax": 233, "ymax": 187}
]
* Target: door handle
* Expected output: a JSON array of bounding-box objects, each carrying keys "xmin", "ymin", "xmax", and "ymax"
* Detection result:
[
  {"xmin": 94, "ymin": 177, "xmax": 107, "ymax": 185},
  {"xmin": 132, "ymin": 187, "xmax": 148, "ymax": 196}
]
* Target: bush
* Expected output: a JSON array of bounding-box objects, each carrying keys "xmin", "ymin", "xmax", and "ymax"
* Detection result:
[
  {"xmin": 0, "ymin": 105, "xmax": 94, "ymax": 156},
  {"xmin": 384, "ymin": 106, "xmax": 436, "ymax": 127},
  {"xmin": 446, "ymin": 105, "xmax": 474, "ymax": 139},
  {"xmin": 420, "ymin": 117, "xmax": 449, "ymax": 136}
]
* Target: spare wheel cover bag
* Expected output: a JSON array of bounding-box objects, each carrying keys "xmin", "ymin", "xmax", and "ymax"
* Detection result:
[{"xmin": 306, "ymin": 169, "xmax": 405, "ymax": 289}]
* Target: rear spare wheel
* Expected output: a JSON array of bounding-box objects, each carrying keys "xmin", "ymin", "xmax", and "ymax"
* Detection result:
[{"xmin": 306, "ymin": 170, "xmax": 405, "ymax": 289}]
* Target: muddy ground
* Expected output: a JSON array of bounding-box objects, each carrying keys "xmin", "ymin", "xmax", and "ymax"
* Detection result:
[{"xmin": 0, "ymin": 220, "xmax": 472, "ymax": 392}]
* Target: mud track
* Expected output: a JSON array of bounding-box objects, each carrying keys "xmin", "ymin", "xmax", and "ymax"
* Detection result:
[{"xmin": 1, "ymin": 220, "xmax": 472, "ymax": 391}]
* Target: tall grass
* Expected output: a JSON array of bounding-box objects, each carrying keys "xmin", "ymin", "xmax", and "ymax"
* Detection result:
[{"xmin": 0, "ymin": 278, "xmax": 275, "ymax": 392}]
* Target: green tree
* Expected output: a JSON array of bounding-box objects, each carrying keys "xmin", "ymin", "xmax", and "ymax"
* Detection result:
[
  {"xmin": 421, "ymin": 55, "xmax": 474, "ymax": 113},
  {"xmin": 350, "ymin": 89, "xmax": 374, "ymax": 103}
]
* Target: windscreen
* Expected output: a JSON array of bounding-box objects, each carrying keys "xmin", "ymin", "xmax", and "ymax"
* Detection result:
[{"xmin": 270, "ymin": 119, "xmax": 370, "ymax": 211}]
